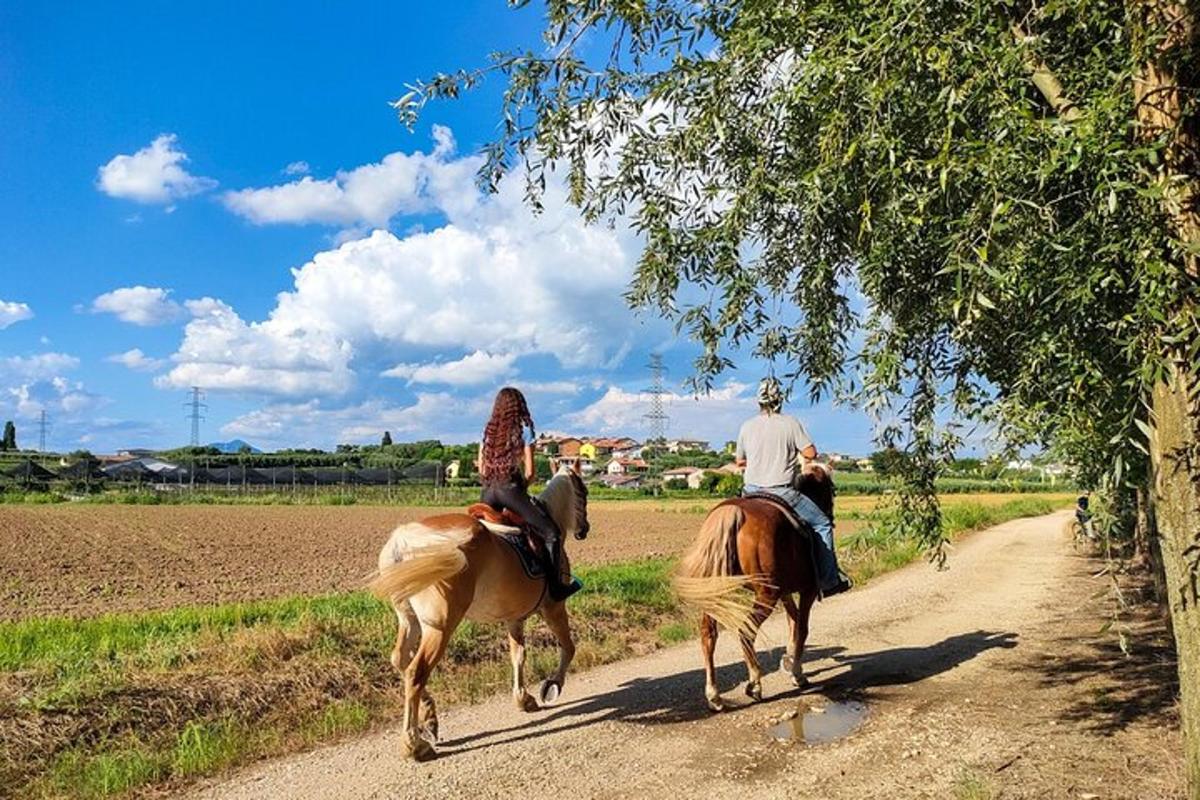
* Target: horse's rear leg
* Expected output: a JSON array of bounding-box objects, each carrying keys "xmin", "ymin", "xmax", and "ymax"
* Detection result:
[
  {"xmin": 402, "ymin": 606, "xmax": 463, "ymax": 762},
  {"xmin": 740, "ymin": 588, "xmax": 779, "ymax": 702},
  {"xmin": 700, "ymin": 613, "xmax": 724, "ymax": 712},
  {"xmin": 390, "ymin": 600, "xmax": 420, "ymax": 673},
  {"xmin": 538, "ymin": 600, "xmax": 575, "ymax": 705},
  {"xmin": 781, "ymin": 591, "xmax": 817, "ymax": 688}
]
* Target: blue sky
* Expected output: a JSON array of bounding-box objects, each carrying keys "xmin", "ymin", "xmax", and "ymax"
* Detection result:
[{"xmin": 0, "ymin": 1, "xmax": 882, "ymax": 455}]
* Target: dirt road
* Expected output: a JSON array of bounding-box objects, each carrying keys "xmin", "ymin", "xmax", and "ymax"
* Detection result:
[{"xmin": 188, "ymin": 512, "xmax": 1183, "ymax": 799}]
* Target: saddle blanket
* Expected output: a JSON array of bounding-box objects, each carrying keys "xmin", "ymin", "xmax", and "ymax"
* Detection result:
[{"xmin": 495, "ymin": 530, "xmax": 545, "ymax": 581}]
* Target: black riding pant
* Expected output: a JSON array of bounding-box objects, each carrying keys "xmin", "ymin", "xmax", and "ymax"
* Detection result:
[{"xmin": 480, "ymin": 481, "xmax": 562, "ymax": 552}]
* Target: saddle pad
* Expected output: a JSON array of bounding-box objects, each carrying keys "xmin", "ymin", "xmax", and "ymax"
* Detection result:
[{"xmin": 496, "ymin": 531, "xmax": 545, "ymax": 581}]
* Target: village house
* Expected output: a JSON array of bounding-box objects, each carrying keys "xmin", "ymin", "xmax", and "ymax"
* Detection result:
[
  {"xmin": 606, "ymin": 457, "xmax": 649, "ymax": 475},
  {"xmin": 551, "ymin": 454, "xmax": 596, "ymax": 476},
  {"xmin": 595, "ymin": 473, "xmax": 644, "ymax": 490},
  {"xmin": 665, "ymin": 438, "xmax": 710, "ymax": 454},
  {"xmin": 662, "ymin": 466, "xmax": 708, "ymax": 490}
]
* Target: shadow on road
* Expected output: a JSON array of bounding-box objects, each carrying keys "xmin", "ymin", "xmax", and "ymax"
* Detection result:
[
  {"xmin": 441, "ymin": 629, "xmax": 1017, "ymax": 755},
  {"xmin": 1031, "ymin": 587, "xmax": 1178, "ymax": 734}
]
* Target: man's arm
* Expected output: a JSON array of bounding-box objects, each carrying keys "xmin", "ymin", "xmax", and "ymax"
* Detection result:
[
  {"xmin": 794, "ymin": 419, "xmax": 817, "ymax": 463},
  {"xmin": 734, "ymin": 427, "xmax": 747, "ymax": 467}
]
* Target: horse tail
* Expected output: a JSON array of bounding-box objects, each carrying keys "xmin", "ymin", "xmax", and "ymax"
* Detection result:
[
  {"xmin": 369, "ymin": 523, "xmax": 472, "ymax": 604},
  {"xmin": 672, "ymin": 502, "xmax": 759, "ymax": 637}
]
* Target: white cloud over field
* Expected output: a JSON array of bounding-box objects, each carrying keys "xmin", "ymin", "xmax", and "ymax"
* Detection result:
[
  {"xmin": 91, "ymin": 286, "xmax": 184, "ymax": 326},
  {"xmin": 223, "ymin": 126, "xmax": 478, "ymax": 229},
  {"xmin": 383, "ymin": 351, "xmax": 517, "ymax": 387},
  {"xmin": 106, "ymin": 348, "xmax": 167, "ymax": 372},
  {"xmin": 220, "ymin": 392, "xmax": 491, "ymax": 448},
  {"xmin": 158, "ymin": 128, "xmax": 644, "ymax": 400},
  {"xmin": 97, "ymin": 134, "xmax": 216, "ymax": 205},
  {"xmin": 0, "ymin": 300, "xmax": 33, "ymax": 329}
]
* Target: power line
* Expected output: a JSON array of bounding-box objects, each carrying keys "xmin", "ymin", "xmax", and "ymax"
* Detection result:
[
  {"xmin": 184, "ymin": 387, "xmax": 208, "ymax": 446},
  {"xmin": 643, "ymin": 354, "xmax": 669, "ymax": 447}
]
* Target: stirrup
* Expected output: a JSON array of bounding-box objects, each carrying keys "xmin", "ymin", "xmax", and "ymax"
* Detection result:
[{"xmin": 549, "ymin": 577, "xmax": 583, "ymax": 601}]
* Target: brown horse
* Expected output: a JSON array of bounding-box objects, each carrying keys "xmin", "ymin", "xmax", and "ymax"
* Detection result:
[
  {"xmin": 368, "ymin": 470, "xmax": 589, "ymax": 761},
  {"xmin": 673, "ymin": 463, "xmax": 834, "ymax": 712}
]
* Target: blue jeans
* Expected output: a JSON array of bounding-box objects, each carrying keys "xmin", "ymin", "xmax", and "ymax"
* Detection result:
[{"xmin": 745, "ymin": 484, "xmax": 841, "ymax": 592}]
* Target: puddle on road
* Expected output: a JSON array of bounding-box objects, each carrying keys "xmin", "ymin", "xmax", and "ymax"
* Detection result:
[{"xmin": 767, "ymin": 699, "xmax": 868, "ymax": 744}]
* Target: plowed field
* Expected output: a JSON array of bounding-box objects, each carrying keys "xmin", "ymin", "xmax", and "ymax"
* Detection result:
[{"xmin": 3, "ymin": 502, "xmax": 861, "ymax": 621}]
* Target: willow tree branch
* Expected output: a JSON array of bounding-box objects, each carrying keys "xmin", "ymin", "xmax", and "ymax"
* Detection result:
[{"xmin": 1011, "ymin": 23, "xmax": 1083, "ymax": 122}]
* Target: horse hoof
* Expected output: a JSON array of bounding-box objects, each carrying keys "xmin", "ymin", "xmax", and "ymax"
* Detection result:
[
  {"xmin": 515, "ymin": 692, "xmax": 539, "ymax": 713},
  {"xmin": 780, "ymin": 654, "xmax": 795, "ymax": 673},
  {"xmin": 792, "ymin": 673, "xmax": 810, "ymax": 689},
  {"xmin": 419, "ymin": 721, "xmax": 439, "ymax": 742},
  {"xmin": 539, "ymin": 680, "xmax": 561, "ymax": 705},
  {"xmin": 745, "ymin": 682, "xmax": 763, "ymax": 702},
  {"xmin": 706, "ymin": 694, "xmax": 725, "ymax": 713},
  {"xmin": 403, "ymin": 735, "xmax": 437, "ymax": 762}
]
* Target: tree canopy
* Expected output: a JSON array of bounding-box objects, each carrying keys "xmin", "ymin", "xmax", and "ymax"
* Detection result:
[{"xmin": 403, "ymin": 0, "xmax": 1194, "ymax": 545}]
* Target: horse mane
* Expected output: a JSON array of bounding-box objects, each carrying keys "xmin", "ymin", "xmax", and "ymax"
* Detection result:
[
  {"xmin": 794, "ymin": 462, "xmax": 835, "ymax": 519},
  {"xmin": 538, "ymin": 470, "xmax": 590, "ymax": 536}
]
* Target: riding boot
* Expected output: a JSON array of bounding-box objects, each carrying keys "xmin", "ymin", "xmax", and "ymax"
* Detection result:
[{"xmin": 543, "ymin": 538, "xmax": 581, "ymax": 601}]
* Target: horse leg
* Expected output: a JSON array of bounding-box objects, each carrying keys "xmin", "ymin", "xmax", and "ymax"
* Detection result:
[
  {"xmin": 402, "ymin": 606, "xmax": 463, "ymax": 762},
  {"xmin": 390, "ymin": 600, "xmax": 420, "ymax": 673},
  {"xmin": 780, "ymin": 595, "xmax": 799, "ymax": 675},
  {"xmin": 507, "ymin": 620, "xmax": 539, "ymax": 712},
  {"xmin": 740, "ymin": 587, "xmax": 780, "ymax": 702},
  {"xmin": 700, "ymin": 613, "xmax": 724, "ymax": 712},
  {"xmin": 538, "ymin": 600, "xmax": 575, "ymax": 705},
  {"xmin": 782, "ymin": 592, "xmax": 817, "ymax": 688}
]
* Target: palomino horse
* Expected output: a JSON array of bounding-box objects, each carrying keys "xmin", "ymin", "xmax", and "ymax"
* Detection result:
[
  {"xmin": 368, "ymin": 470, "xmax": 589, "ymax": 761},
  {"xmin": 673, "ymin": 464, "xmax": 835, "ymax": 712}
]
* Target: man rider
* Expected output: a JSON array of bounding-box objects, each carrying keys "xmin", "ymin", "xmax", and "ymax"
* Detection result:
[{"xmin": 736, "ymin": 377, "xmax": 852, "ymax": 598}]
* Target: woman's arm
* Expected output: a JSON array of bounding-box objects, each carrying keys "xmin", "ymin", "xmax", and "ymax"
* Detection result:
[
  {"xmin": 474, "ymin": 442, "xmax": 483, "ymax": 474},
  {"xmin": 523, "ymin": 444, "xmax": 535, "ymax": 483}
]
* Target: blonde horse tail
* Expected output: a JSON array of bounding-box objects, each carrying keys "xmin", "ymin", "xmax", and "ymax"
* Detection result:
[
  {"xmin": 672, "ymin": 503, "xmax": 759, "ymax": 638},
  {"xmin": 369, "ymin": 524, "xmax": 472, "ymax": 604}
]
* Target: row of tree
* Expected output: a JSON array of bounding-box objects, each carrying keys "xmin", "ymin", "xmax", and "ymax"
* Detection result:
[{"xmin": 407, "ymin": 2, "xmax": 1199, "ymax": 791}]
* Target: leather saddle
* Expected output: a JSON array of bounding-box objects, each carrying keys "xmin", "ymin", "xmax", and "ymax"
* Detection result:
[
  {"xmin": 467, "ymin": 502, "xmax": 527, "ymax": 528},
  {"xmin": 741, "ymin": 492, "xmax": 814, "ymax": 543},
  {"xmin": 466, "ymin": 503, "xmax": 547, "ymax": 580}
]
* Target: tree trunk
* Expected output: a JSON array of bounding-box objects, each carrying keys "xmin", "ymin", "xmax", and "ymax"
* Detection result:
[
  {"xmin": 1134, "ymin": 484, "xmax": 1150, "ymax": 562},
  {"xmin": 1151, "ymin": 373, "xmax": 1200, "ymax": 797},
  {"xmin": 1133, "ymin": 1, "xmax": 1200, "ymax": 793}
]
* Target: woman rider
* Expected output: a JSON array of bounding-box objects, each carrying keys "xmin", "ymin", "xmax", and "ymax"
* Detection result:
[{"xmin": 476, "ymin": 387, "xmax": 581, "ymax": 601}]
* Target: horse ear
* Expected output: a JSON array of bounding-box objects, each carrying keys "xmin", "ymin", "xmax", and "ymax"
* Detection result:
[{"xmin": 572, "ymin": 460, "xmax": 582, "ymax": 476}]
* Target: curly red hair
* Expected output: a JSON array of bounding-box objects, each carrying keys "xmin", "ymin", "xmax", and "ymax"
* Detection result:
[{"xmin": 480, "ymin": 387, "xmax": 534, "ymax": 483}]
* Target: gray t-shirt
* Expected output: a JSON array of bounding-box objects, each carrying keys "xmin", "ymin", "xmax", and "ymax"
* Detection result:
[{"xmin": 735, "ymin": 412, "xmax": 814, "ymax": 488}]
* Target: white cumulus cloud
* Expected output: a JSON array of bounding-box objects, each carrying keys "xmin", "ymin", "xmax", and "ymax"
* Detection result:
[
  {"xmin": 220, "ymin": 393, "xmax": 489, "ymax": 449},
  {"xmin": 222, "ymin": 126, "xmax": 479, "ymax": 228},
  {"xmin": 155, "ymin": 297, "xmax": 355, "ymax": 396},
  {"xmin": 0, "ymin": 352, "xmax": 100, "ymax": 424},
  {"xmin": 106, "ymin": 348, "xmax": 166, "ymax": 372},
  {"xmin": 96, "ymin": 134, "xmax": 216, "ymax": 204},
  {"xmin": 560, "ymin": 381, "xmax": 756, "ymax": 445},
  {"xmin": 160, "ymin": 134, "xmax": 645, "ymax": 397},
  {"xmin": 383, "ymin": 351, "xmax": 517, "ymax": 387},
  {"xmin": 0, "ymin": 300, "xmax": 33, "ymax": 329},
  {"xmin": 283, "ymin": 160, "xmax": 310, "ymax": 176},
  {"xmin": 92, "ymin": 286, "xmax": 184, "ymax": 326}
]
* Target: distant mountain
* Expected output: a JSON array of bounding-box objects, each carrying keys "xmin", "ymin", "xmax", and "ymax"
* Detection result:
[{"xmin": 208, "ymin": 439, "xmax": 262, "ymax": 454}]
